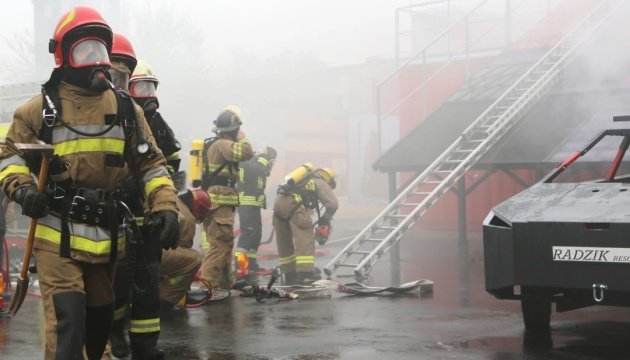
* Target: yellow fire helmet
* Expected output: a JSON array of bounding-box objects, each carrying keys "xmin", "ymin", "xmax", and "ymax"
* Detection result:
[
  {"xmin": 130, "ymin": 59, "xmax": 159, "ymax": 88},
  {"xmin": 224, "ymin": 105, "xmax": 243, "ymax": 122},
  {"xmin": 316, "ymin": 167, "xmax": 336, "ymax": 188}
]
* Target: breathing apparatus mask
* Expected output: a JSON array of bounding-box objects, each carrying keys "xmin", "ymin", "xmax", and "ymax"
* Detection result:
[
  {"xmin": 108, "ymin": 61, "xmax": 131, "ymax": 90},
  {"xmin": 130, "ymin": 80, "xmax": 159, "ymax": 114},
  {"xmin": 63, "ymin": 38, "xmax": 112, "ymax": 92}
]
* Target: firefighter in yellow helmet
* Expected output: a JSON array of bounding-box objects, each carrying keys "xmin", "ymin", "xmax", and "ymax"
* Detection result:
[
  {"xmin": 199, "ymin": 106, "xmax": 253, "ymax": 290},
  {"xmin": 273, "ymin": 167, "xmax": 338, "ymax": 285},
  {"xmin": 0, "ymin": 7, "xmax": 179, "ymax": 359},
  {"xmin": 129, "ymin": 59, "xmax": 183, "ymax": 184}
]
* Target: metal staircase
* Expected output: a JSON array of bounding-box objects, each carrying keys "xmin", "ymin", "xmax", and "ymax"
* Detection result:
[{"xmin": 325, "ymin": 0, "xmax": 619, "ymax": 280}]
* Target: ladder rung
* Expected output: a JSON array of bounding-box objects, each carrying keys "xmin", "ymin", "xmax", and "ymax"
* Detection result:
[
  {"xmin": 422, "ymin": 180, "xmax": 442, "ymax": 184},
  {"xmin": 398, "ymin": 203, "xmax": 421, "ymax": 207},
  {"xmin": 363, "ymin": 238, "xmax": 385, "ymax": 242},
  {"xmin": 454, "ymin": 149, "xmax": 474, "ymax": 153},
  {"xmin": 432, "ymin": 170, "xmax": 452, "ymax": 173},
  {"xmin": 410, "ymin": 191, "xmax": 431, "ymax": 195},
  {"xmin": 349, "ymin": 250, "xmax": 371, "ymax": 255},
  {"xmin": 374, "ymin": 226, "xmax": 397, "ymax": 230},
  {"xmin": 337, "ymin": 263, "xmax": 360, "ymax": 268},
  {"xmin": 384, "ymin": 214, "xmax": 407, "ymax": 218},
  {"xmin": 444, "ymin": 160, "xmax": 462, "ymax": 163}
]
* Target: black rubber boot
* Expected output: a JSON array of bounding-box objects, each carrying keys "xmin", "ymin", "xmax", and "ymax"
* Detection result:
[
  {"xmin": 283, "ymin": 271, "xmax": 296, "ymax": 285},
  {"xmin": 85, "ymin": 303, "xmax": 114, "ymax": 360},
  {"xmin": 132, "ymin": 347, "xmax": 165, "ymax": 360},
  {"xmin": 109, "ymin": 320, "xmax": 129, "ymax": 358}
]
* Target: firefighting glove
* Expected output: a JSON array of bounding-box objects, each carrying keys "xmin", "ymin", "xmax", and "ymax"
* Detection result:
[
  {"xmin": 15, "ymin": 186, "xmax": 50, "ymax": 219},
  {"xmin": 151, "ymin": 210, "xmax": 179, "ymax": 250}
]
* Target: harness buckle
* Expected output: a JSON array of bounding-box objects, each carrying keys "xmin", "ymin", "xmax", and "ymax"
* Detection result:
[
  {"xmin": 48, "ymin": 182, "xmax": 66, "ymax": 200},
  {"xmin": 42, "ymin": 109, "xmax": 56, "ymax": 127},
  {"xmin": 124, "ymin": 118, "xmax": 135, "ymax": 132},
  {"xmin": 69, "ymin": 195, "xmax": 85, "ymax": 215}
]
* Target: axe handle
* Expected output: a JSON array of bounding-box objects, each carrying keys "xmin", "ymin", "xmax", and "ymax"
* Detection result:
[{"xmin": 17, "ymin": 155, "xmax": 49, "ymax": 280}]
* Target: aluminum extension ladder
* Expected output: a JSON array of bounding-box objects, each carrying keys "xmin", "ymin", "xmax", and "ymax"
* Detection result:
[{"xmin": 325, "ymin": 0, "xmax": 620, "ymax": 280}]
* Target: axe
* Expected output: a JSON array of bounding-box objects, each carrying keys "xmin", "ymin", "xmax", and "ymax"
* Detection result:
[{"xmin": 7, "ymin": 141, "xmax": 54, "ymax": 317}]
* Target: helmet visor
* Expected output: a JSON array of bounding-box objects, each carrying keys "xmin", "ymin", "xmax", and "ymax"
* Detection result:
[
  {"xmin": 69, "ymin": 38, "xmax": 110, "ymax": 68},
  {"xmin": 130, "ymin": 80, "xmax": 157, "ymax": 98}
]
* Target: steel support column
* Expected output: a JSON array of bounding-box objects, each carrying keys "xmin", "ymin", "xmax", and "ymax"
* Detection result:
[{"xmin": 389, "ymin": 171, "xmax": 401, "ymax": 286}]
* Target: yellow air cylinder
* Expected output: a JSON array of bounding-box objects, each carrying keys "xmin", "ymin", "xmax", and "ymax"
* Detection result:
[
  {"xmin": 189, "ymin": 139, "xmax": 204, "ymax": 187},
  {"xmin": 284, "ymin": 162, "xmax": 315, "ymax": 186}
]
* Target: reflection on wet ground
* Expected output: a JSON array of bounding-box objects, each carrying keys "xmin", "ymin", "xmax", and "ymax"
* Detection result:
[{"xmin": 2, "ymin": 229, "xmax": 630, "ymax": 359}]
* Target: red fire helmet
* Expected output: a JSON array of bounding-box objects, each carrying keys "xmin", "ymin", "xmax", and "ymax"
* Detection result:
[
  {"xmin": 189, "ymin": 188, "xmax": 212, "ymax": 221},
  {"xmin": 111, "ymin": 33, "xmax": 137, "ymax": 73},
  {"xmin": 49, "ymin": 6, "xmax": 112, "ymax": 68}
]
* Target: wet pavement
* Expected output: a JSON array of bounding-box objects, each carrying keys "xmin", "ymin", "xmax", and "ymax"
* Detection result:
[{"xmin": 2, "ymin": 214, "xmax": 630, "ymax": 359}]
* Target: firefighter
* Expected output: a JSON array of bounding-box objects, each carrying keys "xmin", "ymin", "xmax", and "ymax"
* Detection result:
[
  {"xmin": 159, "ymin": 188, "xmax": 210, "ymax": 309},
  {"xmin": 200, "ymin": 106, "xmax": 253, "ymax": 290},
  {"xmin": 129, "ymin": 59, "xmax": 182, "ymax": 183},
  {"xmin": 273, "ymin": 167, "xmax": 338, "ymax": 285},
  {"xmin": 0, "ymin": 7, "xmax": 179, "ymax": 360},
  {"xmin": 107, "ymin": 35, "xmax": 182, "ymax": 360},
  {"xmin": 235, "ymin": 146, "xmax": 277, "ymax": 277}
]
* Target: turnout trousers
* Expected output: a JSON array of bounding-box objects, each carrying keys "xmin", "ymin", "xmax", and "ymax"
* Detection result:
[
  {"xmin": 159, "ymin": 247, "xmax": 202, "ymax": 304},
  {"xmin": 112, "ymin": 227, "xmax": 162, "ymax": 355},
  {"xmin": 35, "ymin": 248, "xmax": 114, "ymax": 360},
  {"xmin": 200, "ymin": 205, "xmax": 235, "ymax": 289},
  {"xmin": 272, "ymin": 199, "xmax": 316, "ymax": 274}
]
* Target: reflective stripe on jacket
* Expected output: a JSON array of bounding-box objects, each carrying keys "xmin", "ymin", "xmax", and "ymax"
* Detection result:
[{"xmin": 237, "ymin": 155, "xmax": 272, "ymax": 208}]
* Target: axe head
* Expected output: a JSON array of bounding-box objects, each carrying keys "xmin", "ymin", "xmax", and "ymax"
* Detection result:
[{"xmin": 14, "ymin": 141, "xmax": 54, "ymax": 155}]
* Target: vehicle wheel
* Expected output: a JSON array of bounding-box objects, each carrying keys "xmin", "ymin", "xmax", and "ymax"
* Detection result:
[{"xmin": 521, "ymin": 289, "xmax": 551, "ymax": 331}]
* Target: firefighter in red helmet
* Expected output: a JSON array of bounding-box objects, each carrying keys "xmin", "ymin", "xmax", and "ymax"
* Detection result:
[
  {"xmin": 106, "ymin": 33, "xmax": 179, "ymax": 360},
  {"xmin": 0, "ymin": 6, "xmax": 179, "ymax": 360},
  {"xmin": 108, "ymin": 32, "xmax": 136, "ymax": 90}
]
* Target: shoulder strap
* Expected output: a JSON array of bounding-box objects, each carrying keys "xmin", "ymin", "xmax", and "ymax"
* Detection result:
[
  {"xmin": 40, "ymin": 84, "xmax": 61, "ymax": 144},
  {"xmin": 115, "ymin": 90, "xmax": 147, "ymax": 203}
]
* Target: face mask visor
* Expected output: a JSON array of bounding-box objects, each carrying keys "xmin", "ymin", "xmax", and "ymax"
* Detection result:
[
  {"xmin": 130, "ymin": 80, "xmax": 157, "ymax": 98},
  {"xmin": 108, "ymin": 66, "xmax": 130, "ymax": 90},
  {"xmin": 69, "ymin": 38, "xmax": 110, "ymax": 68}
]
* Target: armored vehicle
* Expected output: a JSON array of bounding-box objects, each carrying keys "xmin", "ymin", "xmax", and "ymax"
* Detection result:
[{"xmin": 484, "ymin": 117, "xmax": 630, "ymax": 330}]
